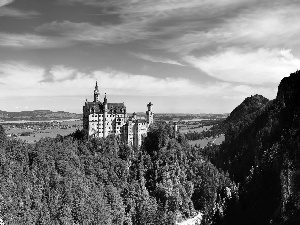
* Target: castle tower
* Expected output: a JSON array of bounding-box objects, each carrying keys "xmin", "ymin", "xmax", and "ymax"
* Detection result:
[
  {"xmin": 103, "ymin": 93, "xmax": 108, "ymax": 138},
  {"xmin": 133, "ymin": 112, "xmax": 137, "ymax": 120},
  {"xmin": 146, "ymin": 102, "xmax": 154, "ymax": 124},
  {"xmin": 94, "ymin": 81, "xmax": 100, "ymax": 102}
]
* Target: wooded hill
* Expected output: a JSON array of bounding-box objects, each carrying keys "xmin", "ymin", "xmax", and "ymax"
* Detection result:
[{"xmin": 202, "ymin": 70, "xmax": 300, "ymax": 224}]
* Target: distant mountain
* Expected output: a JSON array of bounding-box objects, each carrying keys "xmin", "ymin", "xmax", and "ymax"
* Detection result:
[
  {"xmin": 212, "ymin": 71, "xmax": 300, "ymax": 224},
  {"xmin": 0, "ymin": 110, "xmax": 82, "ymax": 121}
]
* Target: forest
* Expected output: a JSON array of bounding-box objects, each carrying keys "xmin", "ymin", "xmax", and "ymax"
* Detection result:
[
  {"xmin": 0, "ymin": 122, "xmax": 235, "ymax": 224},
  {"xmin": 1, "ymin": 71, "xmax": 300, "ymax": 224}
]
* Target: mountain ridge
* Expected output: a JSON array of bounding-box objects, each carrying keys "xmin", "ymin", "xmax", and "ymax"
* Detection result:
[{"xmin": 208, "ymin": 70, "xmax": 300, "ymax": 224}]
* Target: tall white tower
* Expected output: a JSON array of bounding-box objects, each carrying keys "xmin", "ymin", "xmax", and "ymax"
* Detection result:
[{"xmin": 146, "ymin": 102, "xmax": 154, "ymax": 124}]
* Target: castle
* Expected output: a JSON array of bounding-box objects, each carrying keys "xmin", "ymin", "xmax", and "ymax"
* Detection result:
[{"xmin": 83, "ymin": 82, "xmax": 154, "ymax": 148}]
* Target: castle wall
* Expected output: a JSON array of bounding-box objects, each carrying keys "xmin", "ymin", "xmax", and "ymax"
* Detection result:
[
  {"xmin": 86, "ymin": 112, "xmax": 127, "ymax": 138},
  {"xmin": 122, "ymin": 121, "xmax": 134, "ymax": 146},
  {"xmin": 83, "ymin": 106, "xmax": 89, "ymax": 131},
  {"xmin": 133, "ymin": 122, "xmax": 148, "ymax": 148}
]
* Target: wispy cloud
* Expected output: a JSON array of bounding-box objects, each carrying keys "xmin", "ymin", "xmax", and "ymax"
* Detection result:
[
  {"xmin": 130, "ymin": 53, "xmax": 184, "ymax": 66},
  {"xmin": 45, "ymin": 0, "xmax": 300, "ymax": 55},
  {"xmin": 36, "ymin": 20, "xmax": 153, "ymax": 45},
  {"xmin": 35, "ymin": 0, "xmax": 255, "ymax": 47},
  {"xmin": 2, "ymin": 0, "xmax": 297, "ymax": 53},
  {"xmin": 62, "ymin": 0, "xmax": 248, "ymax": 14},
  {"xmin": 0, "ymin": 6, "xmax": 40, "ymax": 18},
  {"xmin": 147, "ymin": 2, "xmax": 300, "ymax": 54},
  {"xmin": 0, "ymin": 0, "xmax": 14, "ymax": 7},
  {"xmin": 185, "ymin": 48, "xmax": 300, "ymax": 85},
  {"xmin": 0, "ymin": 32, "xmax": 72, "ymax": 49}
]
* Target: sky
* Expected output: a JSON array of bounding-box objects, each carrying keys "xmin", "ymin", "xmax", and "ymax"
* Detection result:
[{"xmin": 0, "ymin": 0, "xmax": 300, "ymax": 114}]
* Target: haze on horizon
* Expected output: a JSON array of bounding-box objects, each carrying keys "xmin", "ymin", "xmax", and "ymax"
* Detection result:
[{"xmin": 0, "ymin": 0, "xmax": 300, "ymax": 114}]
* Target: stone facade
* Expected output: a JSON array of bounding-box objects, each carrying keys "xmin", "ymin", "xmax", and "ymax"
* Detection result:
[{"xmin": 83, "ymin": 82, "xmax": 154, "ymax": 148}]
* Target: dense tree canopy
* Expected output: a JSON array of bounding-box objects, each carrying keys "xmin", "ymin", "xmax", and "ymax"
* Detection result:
[{"xmin": 0, "ymin": 123, "xmax": 234, "ymax": 224}]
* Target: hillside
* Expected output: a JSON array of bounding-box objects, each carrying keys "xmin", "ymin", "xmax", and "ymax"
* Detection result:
[
  {"xmin": 225, "ymin": 94, "xmax": 269, "ymax": 126},
  {"xmin": 224, "ymin": 95, "xmax": 270, "ymax": 133},
  {"xmin": 205, "ymin": 70, "xmax": 300, "ymax": 224}
]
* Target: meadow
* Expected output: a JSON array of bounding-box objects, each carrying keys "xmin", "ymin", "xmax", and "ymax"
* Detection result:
[
  {"xmin": 5, "ymin": 120, "xmax": 82, "ymax": 143},
  {"xmin": 188, "ymin": 134, "xmax": 225, "ymax": 148},
  {"xmin": 178, "ymin": 125, "xmax": 213, "ymax": 134}
]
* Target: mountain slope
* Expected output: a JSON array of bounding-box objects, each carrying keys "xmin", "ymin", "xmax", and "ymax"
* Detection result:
[
  {"xmin": 212, "ymin": 71, "xmax": 300, "ymax": 224},
  {"xmin": 225, "ymin": 94, "xmax": 269, "ymax": 126}
]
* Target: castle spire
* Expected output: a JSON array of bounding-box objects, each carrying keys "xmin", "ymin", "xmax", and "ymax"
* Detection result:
[
  {"xmin": 104, "ymin": 93, "xmax": 107, "ymax": 104},
  {"xmin": 94, "ymin": 81, "xmax": 100, "ymax": 102}
]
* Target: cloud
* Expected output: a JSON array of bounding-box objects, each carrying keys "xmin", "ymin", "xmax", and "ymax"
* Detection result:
[
  {"xmin": 156, "ymin": 2, "xmax": 300, "ymax": 53},
  {"xmin": 0, "ymin": 0, "xmax": 14, "ymax": 7},
  {"xmin": 0, "ymin": 32, "xmax": 72, "ymax": 49},
  {"xmin": 90, "ymin": 69, "xmax": 228, "ymax": 97},
  {"xmin": 213, "ymin": 4, "xmax": 300, "ymax": 49},
  {"xmin": 62, "ymin": 0, "xmax": 248, "ymax": 14},
  {"xmin": 51, "ymin": 66, "xmax": 77, "ymax": 81},
  {"xmin": 51, "ymin": 0, "xmax": 300, "ymax": 55},
  {"xmin": 0, "ymin": 61, "xmax": 45, "ymax": 96},
  {"xmin": 36, "ymin": 20, "xmax": 153, "ymax": 45},
  {"xmin": 185, "ymin": 48, "xmax": 300, "ymax": 85},
  {"xmin": 130, "ymin": 53, "xmax": 184, "ymax": 66},
  {"xmin": 0, "ymin": 6, "xmax": 40, "ymax": 18},
  {"xmin": 0, "ymin": 61, "xmax": 277, "ymax": 100},
  {"xmin": 15, "ymin": 0, "xmax": 297, "ymax": 55},
  {"xmin": 36, "ymin": 1, "xmax": 256, "ymax": 47}
]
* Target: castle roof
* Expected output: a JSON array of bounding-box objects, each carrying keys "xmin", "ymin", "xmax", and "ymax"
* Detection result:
[
  {"xmin": 107, "ymin": 103, "xmax": 126, "ymax": 113},
  {"xmin": 126, "ymin": 118, "xmax": 147, "ymax": 124},
  {"xmin": 85, "ymin": 101, "xmax": 126, "ymax": 114},
  {"xmin": 136, "ymin": 119, "xmax": 147, "ymax": 123}
]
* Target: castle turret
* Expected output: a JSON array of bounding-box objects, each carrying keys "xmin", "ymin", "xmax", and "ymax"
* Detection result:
[
  {"xmin": 146, "ymin": 102, "xmax": 154, "ymax": 124},
  {"xmin": 104, "ymin": 93, "xmax": 107, "ymax": 105},
  {"xmin": 133, "ymin": 112, "xmax": 137, "ymax": 120},
  {"xmin": 94, "ymin": 81, "xmax": 100, "ymax": 102}
]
